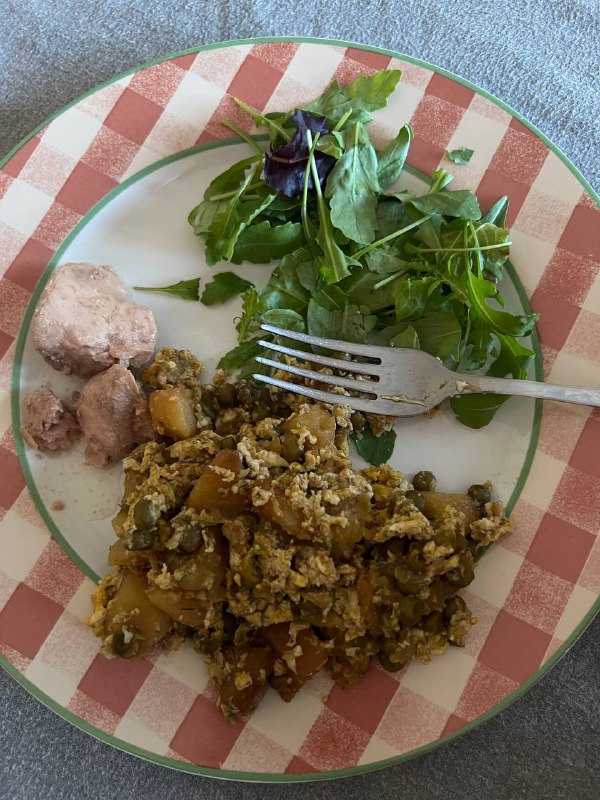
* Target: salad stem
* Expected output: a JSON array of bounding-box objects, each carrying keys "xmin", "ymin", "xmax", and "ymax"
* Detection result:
[
  {"xmin": 351, "ymin": 215, "xmax": 433, "ymax": 259},
  {"xmin": 221, "ymin": 120, "xmax": 265, "ymax": 155},
  {"xmin": 411, "ymin": 242, "xmax": 511, "ymax": 254}
]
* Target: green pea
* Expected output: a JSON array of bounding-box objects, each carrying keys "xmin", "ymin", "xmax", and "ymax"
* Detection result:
[
  {"xmin": 179, "ymin": 527, "xmax": 201, "ymax": 554},
  {"xmin": 447, "ymin": 562, "xmax": 475, "ymax": 588},
  {"xmin": 128, "ymin": 528, "xmax": 156, "ymax": 551},
  {"xmin": 405, "ymin": 490, "xmax": 426, "ymax": 512},
  {"xmin": 236, "ymin": 380, "xmax": 257, "ymax": 410},
  {"xmin": 397, "ymin": 595, "xmax": 426, "ymax": 626},
  {"xmin": 112, "ymin": 627, "xmax": 140, "ymax": 658},
  {"xmin": 468, "ymin": 484, "xmax": 491, "ymax": 505},
  {"xmin": 379, "ymin": 651, "xmax": 406, "ymax": 672},
  {"xmin": 133, "ymin": 498, "xmax": 159, "ymax": 531},
  {"xmin": 217, "ymin": 383, "xmax": 237, "ymax": 408},
  {"xmin": 200, "ymin": 386, "xmax": 220, "ymax": 418},
  {"xmin": 444, "ymin": 595, "xmax": 467, "ymax": 621},
  {"xmin": 394, "ymin": 565, "xmax": 424, "ymax": 594},
  {"xmin": 421, "ymin": 611, "xmax": 444, "ymax": 634},
  {"xmin": 350, "ymin": 411, "xmax": 366, "ymax": 431},
  {"xmin": 252, "ymin": 403, "xmax": 271, "ymax": 422},
  {"xmin": 215, "ymin": 416, "xmax": 238, "ymax": 435},
  {"xmin": 412, "ymin": 470, "xmax": 437, "ymax": 492}
]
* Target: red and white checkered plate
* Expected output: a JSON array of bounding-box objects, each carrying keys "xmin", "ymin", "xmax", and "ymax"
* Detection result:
[{"xmin": 0, "ymin": 38, "xmax": 598, "ymax": 781}]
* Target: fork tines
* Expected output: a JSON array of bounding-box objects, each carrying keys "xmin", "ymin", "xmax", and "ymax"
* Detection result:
[{"xmin": 252, "ymin": 324, "xmax": 381, "ymax": 412}]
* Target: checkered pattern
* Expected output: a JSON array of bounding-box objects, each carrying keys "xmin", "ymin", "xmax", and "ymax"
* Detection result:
[{"xmin": 0, "ymin": 41, "xmax": 598, "ymax": 776}]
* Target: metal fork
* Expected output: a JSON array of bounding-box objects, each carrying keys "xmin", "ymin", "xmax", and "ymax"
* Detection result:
[{"xmin": 253, "ymin": 324, "xmax": 600, "ymax": 417}]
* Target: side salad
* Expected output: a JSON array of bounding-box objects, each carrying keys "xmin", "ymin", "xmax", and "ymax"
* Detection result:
[{"xmin": 138, "ymin": 68, "xmax": 538, "ymax": 452}]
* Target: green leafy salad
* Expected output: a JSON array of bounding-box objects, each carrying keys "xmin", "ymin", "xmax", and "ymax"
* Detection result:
[{"xmin": 139, "ymin": 68, "xmax": 538, "ymax": 454}]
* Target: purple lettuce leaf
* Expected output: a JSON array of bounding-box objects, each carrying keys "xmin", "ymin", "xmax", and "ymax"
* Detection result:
[{"xmin": 263, "ymin": 110, "xmax": 336, "ymax": 198}]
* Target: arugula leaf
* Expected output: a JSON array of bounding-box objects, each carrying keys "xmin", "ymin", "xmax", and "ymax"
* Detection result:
[
  {"xmin": 297, "ymin": 259, "xmax": 317, "ymax": 292},
  {"xmin": 450, "ymin": 334, "xmax": 535, "ymax": 427},
  {"xmin": 474, "ymin": 223, "xmax": 510, "ymax": 265},
  {"xmin": 411, "ymin": 311, "xmax": 462, "ymax": 361},
  {"xmin": 464, "ymin": 317, "xmax": 495, "ymax": 370},
  {"xmin": 450, "ymin": 393, "xmax": 509, "ymax": 429},
  {"xmin": 261, "ymin": 248, "xmax": 312, "ymax": 312},
  {"xmin": 429, "ymin": 167, "xmax": 454, "ymax": 193},
  {"xmin": 235, "ymin": 287, "xmax": 263, "ymax": 342},
  {"xmin": 376, "ymin": 323, "xmax": 420, "ymax": 348},
  {"xmin": 200, "ymin": 272, "xmax": 252, "ymax": 306},
  {"xmin": 204, "ymin": 155, "xmax": 261, "ymax": 200},
  {"xmin": 205, "ymin": 185, "xmax": 277, "ymax": 266},
  {"xmin": 326, "ymin": 124, "xmax": 380, "ymax": 244},
  {"xmin": 351, "ymin": 426, "xmax": 397, "ymax": 465},
  {"xmin": 375, "ymin": 198, "xmax": 414, "ymax": 238},
  {"xmin": 377, "ymin": 124, "xmax": 413, "ymax": 188},
  {"xmin": 307, "ymin": 69, "xmax": 401, "ymax": 126},
  {"xmin": 393, "ymin": 277, "xmax": 440, "ymax": 321},
  {"xmin": 230, "ymin": 220, "xmax": 304, "ymax": 263},
  {"xmin": 134, "ymin": 278, "xmax": 200, "ymax": 301},
  {"xmin": 404, "ymin": 189, "xmax": 481, "ymax": 220},
  {"xmin": 365, "ymin": 248, "xmax": 416, "ymax": 275},
  {"xmin": 307, "ymin": 287, "xmax": 375, "ymax": 343},
  {"xmin": 315, "ymin": 132, "xmax": 345, "ymax": 159},
  {"xmin": 262, "ymin": 308, "xmax": 305, "ymax": 331},
  {"xmin": 445, "ymin": 147, "xmax": 474, "ymax": 165},
  {"xmin": 465, "ymin": 267, "xmax": 537, "ymax": 337},
  {"xmin": 414, "ymin": 214, "xmax": 444, "ymax": 249},
  {"xmin": 481, "ymin": 196, "xmax": 509, "ymax": 226},
  {"xmin": 188, "ymin": 199, "xmax": 230, "ymax": 235},
  {"xmin": 344, "ymin": 267, "xmax": 396, "ymax": 312},
  {"xmin": 189, "ymin": 157, "xmax": 265, "ymax": 241},
  {"xmin": 489, "ymin": 333, "xmax": 535, "ymax": 379},
  {"xmin": 217, "ymin": 336, "xmax": 264, "ymax": 370},
  {"xmin": 390, "ymin": 324, "xmax": 419, "ymax": 348}
]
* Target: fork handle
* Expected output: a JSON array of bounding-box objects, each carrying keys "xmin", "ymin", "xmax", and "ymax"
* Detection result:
[{"xmin": 456, "ymin": 375, "xmax": 600, "ymax": 407}]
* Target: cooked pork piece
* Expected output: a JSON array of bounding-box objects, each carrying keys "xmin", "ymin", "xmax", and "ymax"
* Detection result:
[
  {"xmin": 76, "ymin": 365, "xmax": 154, "ymax": 468},
  {"xmin": 21, "ymin": 387, "xmax": 81, "ymax": 454},
  {"xmin": 31, "ymin": 263, "xmax": 156, "ymax": 377}
]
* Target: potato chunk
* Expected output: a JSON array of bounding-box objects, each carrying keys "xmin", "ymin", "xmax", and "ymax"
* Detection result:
[
  {"xmin": 421, "ymin": 491, "xmax": 478, "ymax": 523},
  {"xmin": 283, "ymin": 405, "xmax": 335, "ymax": 454},
  {"xmin": 149, "ymin": 386, "xmax": 197, "ymax": 439},
  {"xmin": 90, "ymin": 569, "xmax": 171, "ymax": 658},
  {"xmin": 215, "ymin": 646, "xmax": 275, "ymax": 718},
  {"xmin": 262, "ymin": 623, "xmax": 329, "ymax": 701},
  {"xmin": 164, "ymin": 528, "xmax": 227, "ymax": 599},
  {"xmin": 147, "ymin": 586, "xmax": 212, "ymax": 627},
  {"xmin": 186, "ymin": 449, "xmax": 249, "ymax": 515}
]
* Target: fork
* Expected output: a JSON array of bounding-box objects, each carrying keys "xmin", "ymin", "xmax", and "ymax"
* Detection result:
[{"xmin": 253, "ymin": 324, "xmax": 600, "ymax": 417}]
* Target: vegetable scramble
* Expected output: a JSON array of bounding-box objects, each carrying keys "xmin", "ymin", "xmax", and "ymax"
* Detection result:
[{"xmin": 88, "ymin": 348, "xmax": 513, "ymax": 720}]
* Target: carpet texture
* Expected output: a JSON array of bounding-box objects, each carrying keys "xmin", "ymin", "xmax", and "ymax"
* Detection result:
[{"xmin": 1, "ymin": 2, "xmax": 598, "ymax": 798}]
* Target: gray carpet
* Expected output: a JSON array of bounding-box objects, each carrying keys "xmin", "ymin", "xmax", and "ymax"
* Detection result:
[{"xmin": 1, "ymin": 1, "xmax": 599, "ymax": 798}]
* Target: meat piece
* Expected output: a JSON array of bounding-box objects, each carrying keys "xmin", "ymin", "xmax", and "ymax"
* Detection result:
[
  {"xmin": 31, "ymin": 263, "xmax": 157, "ymax": 377},
  {"xmin": 21, "ymin": 387, "xmax": 81, "ymax": 454},
  {"xmin": 76, "ymin": 365, "xmax": 154, "ymax": 467}
]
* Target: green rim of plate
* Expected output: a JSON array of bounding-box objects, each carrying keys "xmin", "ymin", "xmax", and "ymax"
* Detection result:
[{"xmin": 3, "ymin": 35, "xmax": 599, "ymax": 783}]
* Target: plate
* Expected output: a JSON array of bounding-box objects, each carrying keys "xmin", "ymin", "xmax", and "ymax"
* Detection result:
[{"xmin": 1, "ymin": 37, "xmax": 599, "ymax": 781}]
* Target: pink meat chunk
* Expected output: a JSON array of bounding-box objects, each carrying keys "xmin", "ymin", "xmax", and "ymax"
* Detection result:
[
  {"xmin": 76, "ymin": 364, "xmax": 154, "ymax": 468},
  {"xmin": 31, "ymin": 262, "xmax": 157, "ymax": 377},
  {"xmin": 21, "ymin": 387, "xmax": 81, "ymax": 454}
]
